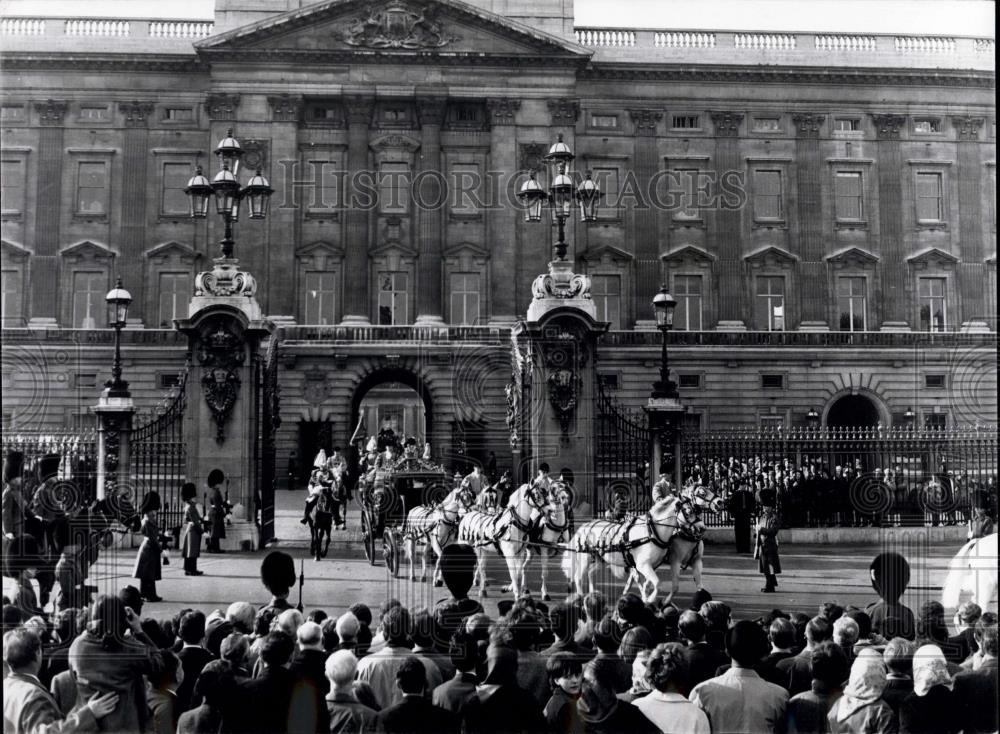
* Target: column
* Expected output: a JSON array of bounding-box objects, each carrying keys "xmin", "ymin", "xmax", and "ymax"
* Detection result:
[
  {"xmin": 266, "ymin": 94, "xmax": 304, "ymax": 320},
  {"xmin": 871, "ymin": 114, "xmax": 908, "ymax": 329},
  {"xmin": 952, "ymin": 115, "xmax": 987, "ymax": 329},
  {"xmin": 792, "ymin": 113, "xmax": 828, "ymax": 330},
  {"xmin": 486, "ymin": 97, "xmax": 521, "ymax": 324},
  {"xmin": 341, "ymin": 94, "xmax": 374, "ymax": 325},
  {"xmin": 29, "ymin": 100, "xmax": 67, "ymax": 328},
  {"xmin": 414, "ymin": 96, "xmax": 447, "ymax": 325},
  {"xmin": 710, "ymin": 112, "xmax": 746, "ymax": 329},
  {"xmin": 119, "ymin": 101, "xmax": 155, "ymax": 326},
  {"xmin": 629, "ymin": 109, "xmax": 663, "ymax": 329}
]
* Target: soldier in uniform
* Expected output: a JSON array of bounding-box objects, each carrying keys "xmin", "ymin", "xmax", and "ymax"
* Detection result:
[
  {"xmin": 206, "ymin": 469, "xmax": 227, "ymax": 553},
  {"xmin": 179, "ymin": 482, "xmax": 204, "ymax": 576},
  {"xmin": 29, "ymin": 454, "xmax": 65, "ymax": 556},
  {"xmin": 2, "ymin": 449, "xmax": 27, "ymax": 550},
  {"xmin": 755, "ymin": 486, "xmax": 781, "ymax": 593},
  {"xmin": 259, "ymin": 550, "xmax": 297, "ymax": 613},
  {"xmin": 132, "ymin": 491, "xmax": 163, "ymax": 602},
  {"xmin": 728, "ymin": 481, "xmax": 757, "ymax": 554}
]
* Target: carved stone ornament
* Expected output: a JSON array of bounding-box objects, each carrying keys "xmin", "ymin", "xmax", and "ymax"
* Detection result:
[
  {"xmin": 103, "ymin": 418, "xmax": 121, "ymax": 493},
  {"xmin": 791, "ymin": 112, "xmax": 825, "ymax": 137},
  {"xmin": 487, "ymin": 98, "xmax": 520, "ymax": 126},
  {"xmin": 204, "ymin": 93, "xmax": 240, "ymax": 121},
  {"xmin": 34, "ymin": 99, "xmax": 68, "ymax": 126},
  {"xmin": 629, "ymin": 109, "xmax": 663, "ymax": 135},
  {"xmin": 871, "ymin": 113, "xmax": 906, "ymax": 140},
  {"xmin": 519, "ymin": 143, "xmax": 546, "ymax": 172},
  {"xmin": 710, "ymin": 111, "xmax": 744, "ymax": 137},
  {"xmin": 342, "ymin": 1, "xmax": 458, "ymax": 49},
  {"xmin": 548, "ymin": 99, "xmax": 580, "ymax": 124},
  {"xmin": 194, "ymin": 258, "xmax": 258, "ymax": 298},
  {"xmin": 951, "ymin": 115, "xmax": 985, "ymax": 140},
  {"xmin": 302, "ymin": 368, "xmax": 331, "ymax": 404},
  {"xmin": 241, "ymin": 139, "xmax": 269, "ymax": 172},
  {"xmin": 531, "ymin": 268, "xmax": 592, "ymax": 302},
  {"xmin": 119, "ymin": 101, "xmax": 154, "ymax": 127},
  {"xmin": 267, "ymin": 94, "xmax": 303, "ymax": 123},
  {"xmin": 196, "ymin": 319, "xmax": 245, "ymax": 444},
  {"xmin": 547, "ymin": 369, "xmax": 576, "ymax": 433},
  {"xmin": 504, "ymin": 381, "xmax": 519, "ymax": 448}
]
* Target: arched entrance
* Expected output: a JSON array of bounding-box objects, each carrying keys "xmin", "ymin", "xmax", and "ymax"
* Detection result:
[
  {"xmin": 825, "ymin": 393, "xmax": 881, "ymax": 428},
  {"xmin": 349, "ymin": 368, "xmax": 433, "ymax": 448}
]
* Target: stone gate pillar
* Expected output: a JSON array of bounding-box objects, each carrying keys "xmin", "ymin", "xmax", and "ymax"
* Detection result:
[{"xmin": 93, "ymin": 396, "xmax": 135, "ymax": 502}]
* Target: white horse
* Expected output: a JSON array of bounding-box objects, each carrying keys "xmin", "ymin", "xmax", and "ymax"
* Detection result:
[
  {"xmin": 458, "ymin": 481, "xmax": 543, "ymax": 598},
  {"xmin": 517, "ymin": 483, "xmax": 574, "ymax": 601},
  {"xmin": 403, "ymin": 484, "xmax": 475, "ymax": 585},
  {"xmin": 562, "ymin": 484, "xmax": 723, "ymax": 603},
  {"xmin": 942, "ymin": 532, "xmax": 998, "ymax": 612}
]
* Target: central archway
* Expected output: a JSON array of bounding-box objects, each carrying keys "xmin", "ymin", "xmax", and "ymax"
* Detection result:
[
  {"xmin": 349, "ymin": 367, "xmax": 433, "ymax": 447},
  {"xmin": 825, "ymin": 393, "xmax": 881, "ymax": 428}
]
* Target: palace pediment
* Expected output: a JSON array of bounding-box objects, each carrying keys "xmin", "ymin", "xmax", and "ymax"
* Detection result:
[{"xmin": 195, "ymin": 0, "xmax": 592, "ymax": 62}]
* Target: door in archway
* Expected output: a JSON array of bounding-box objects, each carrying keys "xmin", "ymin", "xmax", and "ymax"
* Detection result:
[
  {"xmin": 826, "ymin": 394, "xmax": 880, "ymax": 427},
  {"xmin": 297, "ymin": 421, "xmax": 334, "ymax": 483},
  {"xmin": 355, "ymin": 381, "xmax": 429, "ymax": 448}
]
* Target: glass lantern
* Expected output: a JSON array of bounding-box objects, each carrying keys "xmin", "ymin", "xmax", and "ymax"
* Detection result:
[
  {"xmin": 243, "ymin": 169, "xmax": 274, "ymax": 220},
  {"xmin": 184, "ymin": 165, "xmax": 213, "ymax": 219}
]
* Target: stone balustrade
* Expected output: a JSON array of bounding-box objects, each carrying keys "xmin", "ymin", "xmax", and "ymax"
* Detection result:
[
  {"xmin": 814, "ymin": 34, "xmax": 878, "ymax": 52},
  {"xmin": 0, "ymin": 17, "xmax": 45, "ymax": 35},
  {"xmin": 1, "ymin": 16, "xmax": 213, "ymax": 39}
]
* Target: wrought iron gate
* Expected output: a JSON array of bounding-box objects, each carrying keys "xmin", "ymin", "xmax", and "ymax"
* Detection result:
[
  {"xmin": 595, "ymin": 384, "xmax": 651, "ymax": 515},
  {"xmin": 254, "ymin": 334, "xmax": 281, "ymax": 545},
  {"xmin": 131, "ymin": 367, "xmax": 188, "ymax": 531}
]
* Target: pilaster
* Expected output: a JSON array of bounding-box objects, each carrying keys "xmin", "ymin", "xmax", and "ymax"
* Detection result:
[
  {"xmin": 415, "ymin": 96, "xmax": 447, "ymax": 325},
  {"xmin": 792, "ymin": 113, "xmax": 828, "ymax": 329},
  {"xmin": 710, "ymin": 111, "xmax": 745, "ymax": 327},
  {"xmin": 266, "ymin": 94, "xmax": 304, "ymax": 319},
  {"xmin": 872, "ymin": 113, "xmax": 908, "ymax": 328},
  {"xmin": 629, "ymin": 109, "xmax": 662, "ymax": 328},
  {"xmin": 119, "ymin": 101, "xmax": 155, "ymax": 326},
  {"xmin": 486, "ymin": 97, "xmax": 521, "ymax": 324},
  {"xmin": 29, "ymin": 100, "xmax": 67, "ymax": 326},
  {"xmin": 342, "ymin": 94, "xmax": 375, "ymax": 325},
  {"xmin": 952, "ymin": 115, "xmax": 987, "ymax": 326}
]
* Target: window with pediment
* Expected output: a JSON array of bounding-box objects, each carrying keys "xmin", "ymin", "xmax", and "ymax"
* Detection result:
[
  {"xmin": 371, "ymin": 245, "xmax": 416, "ymax": 326},
  {"xmin": 591, "ymin": 275, "xmax": 622, "ymax": 329},
  {"xmin": 0, "ymin": 241, "xmax": 29, "ymax": 327},
  {"xmin": 296, "ymin": 242, "xmax": 344, "ymax": 325},
  {"xmin": 826, "ymin": 247, "xmax": 879, "ymax": 331},
  {"xmin": 746, "ymin": 246, "xmax": 797, "ymax": 330},
  {"xmin": 582, "ymin": 244, "xmax": 633, "ymax": 328},
  {"xmin": 299, "ymin": 146, "xmax": 344, "ymax": 218},
  {"xmin": 1, "ymin": 156, "xmax": 27, "ymax": 218},
  {"xmin": 907, "ymin": 248, "xmax": 958, "ymax": 332},
  {"xmin": 662, "ymin": 245, "xmax": 715, "ymax": 330},
  {"xmin": 61, "ymin": 241, "xmax": 114, "ymax": 328},
  {"xmin": 443, "ymin": 243, "xmax": 489, "ymax": 325},
  {"xmin": 146, "ymin": 241, "xmax": 198, "ymax": 328}
]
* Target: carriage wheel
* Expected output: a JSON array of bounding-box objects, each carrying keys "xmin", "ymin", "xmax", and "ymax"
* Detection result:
[
  {"xmin": 383, "ymin": 529, "xmax": 399, "ymax": 577},
  {"xmin": 361, "ymin": 511, "xmax": 375, "ymax": 566}
]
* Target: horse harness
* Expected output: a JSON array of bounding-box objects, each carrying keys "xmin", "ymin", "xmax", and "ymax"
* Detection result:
[{"xmin": 572, "ymin": 501, "xmax": 705, "ymax": 570}]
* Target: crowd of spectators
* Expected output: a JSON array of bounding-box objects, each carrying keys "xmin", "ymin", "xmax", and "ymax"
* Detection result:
[{"xmin": 3, "ymin": 543, "xmax": 997, "ymax": 734}]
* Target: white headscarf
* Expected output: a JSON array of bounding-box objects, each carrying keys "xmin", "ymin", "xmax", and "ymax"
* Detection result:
[{"xmin": 912, "ymin": 644, "xmax": 954, "ymax": 696}]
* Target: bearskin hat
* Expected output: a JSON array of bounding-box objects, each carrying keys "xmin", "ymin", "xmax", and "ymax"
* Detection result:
[
  {"xmin": 869, "ymin": 552, "xmax": 910, "ymax": 603},
  {"xmin": 260, "ymin": 551, "xmax": 296, "ymax": 598},
  {"xmin": 2, "ymin": 535, "xmax": 41, "ymax": 579},
  {"xmin": 36, "ymin": 454, "xmax": 61, "ymax": 481},
  {"xmin": 3, "ymin": 450, "xmax": 24, "ymax": 484},
  {"xmin": 180, "ymin": 482, "xmax": 198, "ymax": 502},
  {"xmin": 207, "ymin": 469, "xmax": 225, "ymax": 487},
  {"xmin": 138, "ymin": 491, "xmax": 162, "ymax": 515},
  {"xmin": 438, "ymin": 543, "xmax": 476, "ymax": 599}
]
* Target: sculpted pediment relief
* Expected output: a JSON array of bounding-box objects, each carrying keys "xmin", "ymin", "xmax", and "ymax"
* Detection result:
[
  {"xmin": 196, "ymin": 0, "xmax": 591, "ymax": 60},
  {"xmin": 906, "ymin": 246, "xmax": 959, "ymax": 269},
  {"xmin": 825, "ymin": 246, "xmax": 879, "ymax": 269},
  {"xmin": 661, "ymin": 244, "xmax": 715, "ymax": 266}
]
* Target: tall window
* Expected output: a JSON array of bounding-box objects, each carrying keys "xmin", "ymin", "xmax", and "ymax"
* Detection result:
[
  {"xmin": 837, "ymin": 276, "xmax": 867, "ymax": 331},
  {"xmin": 753, "ymin": 170, "xmax": 783, "ymax": 220},
  {"xmin": 379, "ymin": 162, "xmax": 409, "ymax": 214},
  {"xmin": 161, "ymin": 163, "xmax": 190, "ymax": 216},
  {"xmin": 304, "ymin": 159, "xmax": 341, "ymax": 213},
  {"xmin": 1, "ymin": 159, "xmax": 25, "ymax": 214},
  {"xmin": 1, "ymin": 270, "xmax": 23, "ymax": 326},
  {"xmin": 449, "ymin": 273, "xmax": 480, "ymax": 325},
  {"xmin": 755, "ymin": 276, "xmax": 785, "ymax": 331},
  {"xmin": 591, "ymin": 167, "xmax": 619, "ymax": 219},
  {"xmin": 918, "ymin": 277, "xmax": 947, "ymax": 331},
  {"xmin": 450, "ymin": 163, "xmax": 481, "ymax": 216},
  {"xmin": 673, "ymin": 169, "xmax": 700, "ymax": 220},
  {"xmin": 916, "ymin": 172, "xmax": 943, "ymax": 222},
  {"xmin": 157, "ymin": 272, "xmax": 190, "ymax": 327},
  {"xmin": 378, "ymin": 272, "xmax": 408, "ymax": 325},
  {"xmin": 834, "ymin": 171, "xmax": 863, "ymax": 221},
  {"xmin": 76, "ymin": 162, "xmax": 108, "ymax": 215},
  {"xmin": 72, "ymin": 271, "xmax": 105, "ymax": 328},
  {"xmin": 591, "ymin": 275, "xmax": 621, "ymax": 328},
  {"xmin": 673, "ymin": 274, "xmax": 703, "ymax": 331},
  {"xmin": 304, "ymin": 271, "xmax": 337, "ymax": 325}
]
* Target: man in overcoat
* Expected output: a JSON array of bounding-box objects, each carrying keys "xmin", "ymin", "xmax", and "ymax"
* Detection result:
[
  {"xmin": 132, "ymin": 491, "xmax": 163, "ymax": 602},
  {"xmin": 755, "ymin": 487, "xmax": 781, "ymax": 593}
]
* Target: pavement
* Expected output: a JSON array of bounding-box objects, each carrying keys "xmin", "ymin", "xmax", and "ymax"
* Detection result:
[{"xmin": 4, "ymin": 489, "xmax": 980, "ymax": 622}]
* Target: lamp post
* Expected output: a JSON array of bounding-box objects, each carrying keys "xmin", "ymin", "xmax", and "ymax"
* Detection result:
[
  {"xmin": 104, "ymin": 277, "xmax": 132, "ymax": 398},
  {"xmin": 651, "ymin": 285, "xmax": 678, "ymax": 399},
  {"xmin": 644, "ymin": 285, "xmax": 684, "ymax": 487}
]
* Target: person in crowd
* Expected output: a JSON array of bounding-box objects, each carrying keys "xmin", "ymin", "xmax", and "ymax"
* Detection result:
[
  {"xmin": 833, "ymin": 616, "xmax": 860, "ymax": 665},
  {"xmin": 543, "ymin": 651, "xmax": 584, "ymax": 733},
  {"xmin": 147, "ymin": 650, "xmax": 183, "ymax": 734},
  {"xmin": 288, "ymin": 620, "xmax": 331, "ymax": 734},
  {"xmin": 759, "ymin": 617, "xmax": 799, "ymax": 685},
  {"xmin": 206, "ymin": 469, "xmax": 227, "ymax": 553},
  {"xmin": 915, "ymin": 601, "xmax": 955, "ymax": 655},
  {"xmin": 226, "ymin": 601, "xmax": 256, "ymax": 635},
  {"xmin": 376, "ymin": 656, "xmax": 458, "ymax": 734},
  {"xmin": 756, "ymin": 486, "xmax": 782, "ymax": 592},
  {"xmin": 4, "ymin": 627, "xmax": 119, "ymax": 734},
  {"xmin": 778, "ymin": 616, "xmax": 833, "ymax": 696},
  {"xmin": 949, "ymin": 601, "xmax": 981, "ymax": 663},
  {"xmin": 680, "ymin": 610, "xmax": 729, "ymax": 688},
  {"xmin": 334, "ymin": 611, "xmax": 360, "ymax": 654},
  {"xmin": 819, "ymin": 602, "xmax": 844, "ymax": 625},
  {"xmin": 231, "ymin": 630, "xmax": 295, "ymax": 734},
  {"xmin": 259, "ymin": 551, "xmax": 297, "ymax": 614},
  {"xmin": 577, "ymin": 657, "xmax": 658, "ymax": 734},
  {"xmin": 618, "ymin": 648, "xmax": 653, "ymax": 703},
  {"xmin": 356, "ymin": 605, "xmax": 442, "ymax": 709},
  {"xmin": 176, "ymin": 660, "xmax": 235, "ymax": 734},
  {"xmin": 699, "ymin": 600, "xmax": 732, "ymax": 653},
  {"xmin": 132, "ymin": 491, "xmax": 163, "ymax": 602},
  {"xmin": 4, "ymin": 535, "xmax": 43, "ymax": 618},
  {"xmin": 634, "ymin": 642, "xmax": 710, "ymax": 734},
  {"xmin": 68, "ymin": 594, "xmax": 167, "ymax": 732},
  {"xmin": 179, "ymin": 482, "xmax": 204, "ymax": 576},
  {"xmin": 205, "ymin": 614, "xmax": 234, "ymax": 659},
  {"xmin": 461, "ymin": 644, "xmax": 546, "ymax": 734},
  {"xmin": 618, "ymin": 625, "xmax": 654, "ymax": 668},
  {"xmin": 690, "ymin": 620, "xmax": 789, "ymax": 734},
  {"xmin": 218, "ymin": 633, "xmax": 251, "ymax": 680},
  {"xmin": 2, "ymin": 450, "xmax": 28, "ymax": 548},
  {"xmin": 844, "ymin": 610, "xmax": 878, "ymax": 656},
  {"xmin": 881, "ymin": 637, "xmax": 915, "ymax": 714},
  {"xmin": 433, "ymin": 628, "xmax": 480, "ymax": 714},
  {"xmin": 952, "ymin": 618, "xmax": 997, "ymax": 734},
  {"xmin": 826, "ymin": 648, "xmax": 896, "ymax": 734},
  {"xmin": 176, "ymin": 610, "xmax": 212, "ymax": 713},
  {"xmin": 785, "ymin": 640, "xmax": 849, "ymax": 734},
  {"xmin": 541, "ymin": 603, "xmax": 588, "ymax": 661},
  {"xmin": 412, "ymin": 609, "xmax": 455, "ymax": 681},
  {"xmin": 575, "ymin": 592, "xmax": 606, "ymax": 653},
  {"xmin": 325, "ymin": 650, "xmax": 378, "ymax": 734},
  {"xmin": 899, "ymin": 644, "xmax": 958, "ymax": 734},
  {"xmin": 320, "ymin": 617, "xmax": 339, "ymax": 654},
  {"xmin": 503, "ymin": 607, "xmax": 548, "ymax": 707},
  {"xmin": 589, "ymin": 614, "xmax": 630, "ymax": 694}
]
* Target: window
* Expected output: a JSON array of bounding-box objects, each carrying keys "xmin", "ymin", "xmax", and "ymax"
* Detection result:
[
  {"xmin": 591, "ymin": 114, "xmax": 619, "ymax": 129},
  {"xmin": 164, "ymin": 107, "xmax": 194, "ymax": 122},
  {"xmin": 918, "ymin": 277, "xmax": 947, "ymax": 331},
  {"xmin": 71, "ymin": 271, "xmax": 106, "ymax": 328},
  {"xmin": 753, "ymin": 117, "xmax": 782, "ymax": 133},
  {"xmin": 76, "ymin": 161, "xmax": 108, "ymax": 215},
  {"xmin": 158, "ymin": 373, "xmax": 182, "ymax": 389},
  {"xmin": 591, "ymin": 167, "xmax": 620, "ymax": 218},
  {"xmin": 673, "ymin": 275, "xmax": 703, "ymax": 331},
  {"xmin": 453, "ymin": 104, "xmax": 482, "ymax": 124},
  {"xmin": 0, "ymin": 105, "xmax": 25, "ymax": 121},
  {"xmin": 378, "ymin": 272, "xmax": 408, "ymax": 325},
  {"xmin": 913, "ymin": 118, "xmax": 941, "ymax": 134},
  {"xmin": 307, "ymin": 103, "xmax": 341, "ymax": 124},
  {"xmin": 591, "ymin": 275, "xmax": 622, "ymax": 329},
  {"xmin": 682, "ymin": 412, "xmax": 704, "ymax": 431},
  {"xmin": 835, "ymin": 118, "xmax": 861, "ymax": 132},
  {"xmin": 73, "ymin": 373, "xmax": 97, "ymax": 389},
  {"xmin": 916, "ymin": 172, "xmax": 943, "ymax": 222},
  {"xmin": 924, "ymin": 374, "xmax": 946, "ymax": 389},
  {"xmin": 598, "ymin": 373, "xmax": 619, "ymax": 390},
  {"xmin": 755, "ymin": 276, "xmax": 785, "ymax": 331},
  {"xmin": 157, "ymin": 272, "xmax": 190, "ymax": 327},
  {"xmin": 924, "ymin": 414, "xmax": 947, "ymax": 430},
  {"xmin": 382, "ymin": 107, "xmax": 409, "ymax": 123},
  {"xmin": 760, "ymin": 415, "xmax": 784, "ymax": 429},
  {"xmin": 672, "ymin": 115, "xmax": 700, "ymax": 130},
  {"xmin": 679, "ymin": 374, "xmax": 701, "ymax": 389},
  {"xmin": 673, "ymin": 169, "xmax": 701, "ymax": 220},
  {"xmin": 449, "ymin": 273, "xmax": 480, "ymax": 325},
  {"xmin": 379, "ymin": 162, "xmax": 409, "ymax": 214},
  {"xmin": 1, "ymin": 270, "xmax": 23, "ymax": 326},
  {"xmin": 753, "ymin": 170, "xmax": 783, "ymax": 220},
  {"xmin": 79, "ymin": 106, "xmax": 108, "ymax": 121},
  {"xmin": 303, "ymin": 159, "xmax": 341, "ymax": 213},
  {"xmin": 161, "ymin": 162, "xmax": 191, "ymax": 216},
  {"xmin": 834, "ymin": 171, "xmax": 864, "ymax": 221},
  {"xmin": 761, "ymin": 374, "xmax": 785, "ymax": 389},
  {"xmin": 1, "ymin": 159, "xmax": 26, "ymax": 214},
  {"xmin": 837, "ymin": 276, "xmax": 867, "ymax": 331},
  {"xmin": 304, "ymin": 271, "xmax": 337, "ymax": 325},
  {"xmin": 450, "ymin": 163, "xmax": 481, "ymax": 216}
]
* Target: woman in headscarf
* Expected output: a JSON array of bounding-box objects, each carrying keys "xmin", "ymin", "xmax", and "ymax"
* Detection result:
[
  {"xmin": 460, "ymin": 644, "xmax": 546, "ymax": 734},
  {"xmin": 898, "ymin": 644, "xmax": 958, "ymax": 734},
  {"xmin": 827, "ymin": 648, "xmax": 897, "ymax": 734}
]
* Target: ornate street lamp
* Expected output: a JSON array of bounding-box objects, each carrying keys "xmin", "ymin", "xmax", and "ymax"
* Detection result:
[
  {"xmin": 104, "ymin": 278, "xmax": 132, "ymax": 398},
  {"xmin": 651, "ymin": 285, "xmax": 678, "ymax": 399},
  {"xmin": 184, "ymin": 165, "xmax": 212, "ymax": 219}
]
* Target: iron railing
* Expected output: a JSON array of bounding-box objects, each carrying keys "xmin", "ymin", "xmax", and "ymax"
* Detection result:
[{"xmin": 0, "ymin": 431, "xmax": 99, "ymax": 507}]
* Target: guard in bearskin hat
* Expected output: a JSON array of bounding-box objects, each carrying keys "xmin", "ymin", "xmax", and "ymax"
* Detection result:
[
  {"xmin": 865, "ymin": 552, "xmax": 916, "ymax": 640},
  {"xmin": 179, "ymin": 482, "xmax": 204, "ymax": 576},
  {"xmin": 755, "ymin": 486, "xmax": 781, "ymax": 593},
  {"xmin": 259, "ymin": 550, "xmax": 296, "ymax": 612},
  {"xmin": 29, "ymin": 454, "xmax": 66, "ymax": 556},
  {"xmin": 4, "ymin": 535, "xmax": 43, "ymax": 616},
  {"xmin": 132, "ymin": 491, "xmax": 164, "ymax": 602}
]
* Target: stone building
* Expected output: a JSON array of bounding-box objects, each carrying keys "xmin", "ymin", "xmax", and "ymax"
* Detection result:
[{"xmin": 1, "ymin": 0, "xmax": 996, "ymax": 487}]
